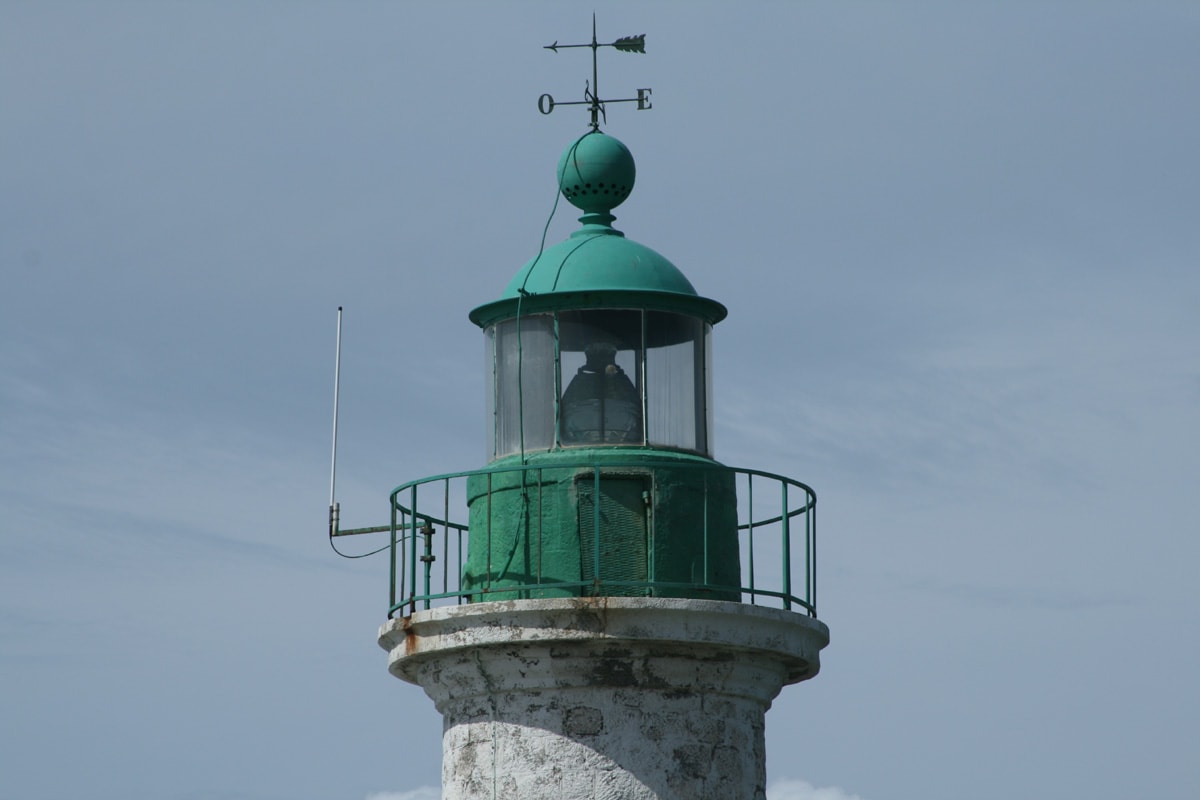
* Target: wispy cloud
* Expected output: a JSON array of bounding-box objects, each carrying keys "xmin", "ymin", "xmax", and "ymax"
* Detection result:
[
  {"xmin": 366, "ymin": 789, "xmax": 441, "ymax": 800},
  {"xmin": 768, "ymin": 778, "xmax": 865, "ymax": 800}
]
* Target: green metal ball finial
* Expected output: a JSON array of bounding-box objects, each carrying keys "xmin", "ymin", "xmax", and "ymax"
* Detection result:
[{"xmin": 557, "ymin": 133, "xmax": 636, "ymax": 217}]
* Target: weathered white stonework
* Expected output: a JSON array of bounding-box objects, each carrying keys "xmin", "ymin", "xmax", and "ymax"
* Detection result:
[{"xmin": 378, "ymin": 598, "xmax": 829, "ymax": 800}]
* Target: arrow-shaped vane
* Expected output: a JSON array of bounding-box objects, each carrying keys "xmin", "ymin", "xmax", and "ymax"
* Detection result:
[{"xmin": 544, "ymin": 34, "xmax": 646, "ymax": 54}]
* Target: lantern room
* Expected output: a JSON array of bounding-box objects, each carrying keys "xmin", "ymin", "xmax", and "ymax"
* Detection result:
[
  {"xmin": 460, "ymin": 130, "xmax": 743, "ymax": 601},
  {"xmin": 468, "ymin": 131, "xmax": 727, "ymax": 462}
]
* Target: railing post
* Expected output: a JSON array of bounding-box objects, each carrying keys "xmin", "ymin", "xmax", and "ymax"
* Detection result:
[
  {"xmin": 805, "ymin": 487, "xmax": 811, "ymax": 614},
  {"xmin": 645, "ymin": 484, "xmax": 654, "ymax": 593},
  {"xmin": 702, "ymin": 469, "xmax": 710, "ymax": 587},
  {"xmin": 781, "ymin": 482, "xmax": 791, "ymax": 611},
  {"xmin": 536, "ymin": 468, "xmax": 544, "ymax": 586},
  {"xmin": 442, "ymin": 479, "xmax": 450, "ymax": 595},
  {"xmin": 409, "ymin": 485, "xmax": 418, "ymax": 616},
  {"xmin": 811, "ymin": 493, "xmax": 817, "ymax": 617},
  {"xmin": 389, "ymin": 498, "xmax": 398, "ymax": 617},
  {"xmin": 457, "ymin": 518, "xmax": 465, "ymax": 606},
  {"xmin": 747, "ymin": 474, "xmax": 756, "ymax": 605},
  {"xmin": 592, "ymin": 465, "xmax": 601, "ymax": 596},
  {"xmin": 421, "ymin": 521, "xmax": 435, "ymax": 611}
]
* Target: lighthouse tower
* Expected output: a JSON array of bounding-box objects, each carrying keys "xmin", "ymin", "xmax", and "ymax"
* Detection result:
[
  {"xmin": 374, "ymin": 125, "xmax": 829, "ymax": 799},
  {"xmin": 372, "ymin": 29, "xmax": 828, "ymax": 800}
]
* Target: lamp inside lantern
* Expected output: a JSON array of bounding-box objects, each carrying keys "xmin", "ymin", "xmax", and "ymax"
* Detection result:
[{"xmin": 560, "ymin": 341, "xmax": 643, "ymax": 445}]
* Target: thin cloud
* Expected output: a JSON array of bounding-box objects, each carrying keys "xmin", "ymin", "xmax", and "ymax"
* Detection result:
[
  {"xmin": 768, "ymin": 778, "xmax": 865, "ymax": 800},
  {"xmin": 366, "ymin": 790, "xmax": 441, "ymax": 800}
]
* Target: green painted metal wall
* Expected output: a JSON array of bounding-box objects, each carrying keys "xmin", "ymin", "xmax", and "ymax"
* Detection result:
[{"xmin": 461, "ymin": 449, "xmax": 740, "ymax": 602}]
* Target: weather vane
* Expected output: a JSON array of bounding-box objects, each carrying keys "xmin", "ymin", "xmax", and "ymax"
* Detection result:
[{"xmin": 538, "ymin": 14, "xmax": 652, "ymax": 131}]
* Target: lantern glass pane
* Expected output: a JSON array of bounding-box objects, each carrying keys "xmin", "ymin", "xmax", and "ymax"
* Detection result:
[
  {"xmin": 645, "ymin": 312, "xmax": 709, "ymax": 455},
  {"xmin": 491, "ymin": 315, "xmax": 555, "ymax": 459},
  {"xmin": 558, "ymin": 310, "xmax": 645, "ymax": 446}
]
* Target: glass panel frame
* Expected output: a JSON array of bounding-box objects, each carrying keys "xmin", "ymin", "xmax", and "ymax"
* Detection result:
[{"xmin": 485, "ymin": 308, "xmax": 714, "ymax": 460}]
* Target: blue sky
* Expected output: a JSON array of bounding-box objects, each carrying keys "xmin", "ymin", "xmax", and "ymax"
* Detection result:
[{"xmin": 2, "ymin": 3, "xmax": 1198, "ymax": 799}]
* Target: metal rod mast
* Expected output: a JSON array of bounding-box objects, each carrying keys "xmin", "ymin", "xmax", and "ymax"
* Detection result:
[
  {"xmin": 329, "ymin": 306, "xmax": 343, "ymax": 535},
  {"xmin": 591, "ymin": 13, "xmax": 600, "ymax": 131}
]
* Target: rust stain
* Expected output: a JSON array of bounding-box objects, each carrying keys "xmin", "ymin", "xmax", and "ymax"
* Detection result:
[{"xmin": 401, "ymin": 615, "xmax": 418, "ymax": 656}]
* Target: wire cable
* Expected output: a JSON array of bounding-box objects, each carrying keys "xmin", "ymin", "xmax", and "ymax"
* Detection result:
[{"xmin": 328, "ymin": 532, "xmax": 395, "ymax": 559}]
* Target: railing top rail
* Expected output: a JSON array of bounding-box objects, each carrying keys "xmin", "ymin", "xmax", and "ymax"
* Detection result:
[{"xmin": 389, "ymin": 458, "xmax": 816, "ymax": 504}]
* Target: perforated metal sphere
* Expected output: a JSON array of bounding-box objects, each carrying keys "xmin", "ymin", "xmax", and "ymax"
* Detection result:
[{"xmin": 556, "ymin": 133, "xmax": 636, "ymax": 214}]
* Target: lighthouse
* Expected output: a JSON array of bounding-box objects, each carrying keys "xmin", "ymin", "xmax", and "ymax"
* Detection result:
[{"xmin": 370, "ymin": 25, "xmax": 829, "ymax": 800}]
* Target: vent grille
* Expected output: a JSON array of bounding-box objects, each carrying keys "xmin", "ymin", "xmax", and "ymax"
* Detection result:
[{"xmin": 577, "ymin": 477, "xmax": 648, "ymax": 595}]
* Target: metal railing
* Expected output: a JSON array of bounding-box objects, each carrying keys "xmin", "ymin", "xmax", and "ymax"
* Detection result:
[{"xmin": 385, "ymin": 459, "xmax": 816, "ymax": 619}]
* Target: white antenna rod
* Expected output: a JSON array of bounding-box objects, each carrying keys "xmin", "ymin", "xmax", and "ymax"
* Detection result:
[{"xmin": 329, "ymin": 306, "xmax": 343, "ymax": 535}]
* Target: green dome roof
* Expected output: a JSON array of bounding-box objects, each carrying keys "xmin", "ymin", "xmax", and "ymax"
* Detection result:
[
  {"xmin": 505, "ymin": 227, "xmax": 697, "ymax": 296},
  {"xmin": 469, "ymin": 132, "xmax": 726, "ymax": 328}
]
